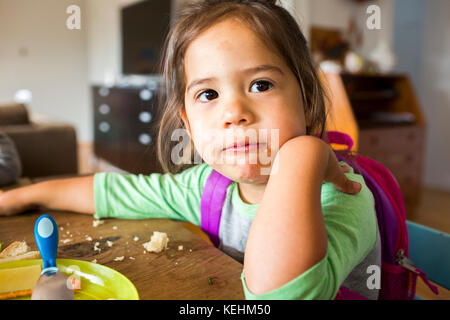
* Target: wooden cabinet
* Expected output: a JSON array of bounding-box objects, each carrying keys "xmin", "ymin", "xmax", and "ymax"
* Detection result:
[
  {"xmin": 92, "ymin": 85, "xmax": 163, "ymax": 175},
  {"xmin": 323, "ymin": 73, "xmax": 426, "ymax": 209}
]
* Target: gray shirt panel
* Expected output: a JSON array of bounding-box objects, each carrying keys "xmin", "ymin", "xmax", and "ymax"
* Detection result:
[{"xmin": 218, "ymin": 184, "xmax": 381, "ymax": 300}]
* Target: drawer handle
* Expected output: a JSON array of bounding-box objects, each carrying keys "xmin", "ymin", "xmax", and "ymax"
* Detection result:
[
  {"xmin": 99, "ymin": 104, "xmax": 110, "ymax": 115},
  {"xmin": 99, "ymin": 121, "xmax": 110, "ymax": 133},
  {"xmin": 139, "ymin": 89, "xmax": 153, "ymax": 101},
  {"xmin": 98, "ymin": 87, "xmax": 110, "ymax": 97},
  {"xmin": 139, "ymin": 133, "xmax": 152, "ymax": 145},
  {"xmin": 139, "ymin": 111, "xmax": 152, "ymax": 123}
]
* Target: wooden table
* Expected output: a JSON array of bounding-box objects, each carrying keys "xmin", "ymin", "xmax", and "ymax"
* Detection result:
[{"xmin": 0, "ymin": 211, "xmax": 245, "ymax": 300}]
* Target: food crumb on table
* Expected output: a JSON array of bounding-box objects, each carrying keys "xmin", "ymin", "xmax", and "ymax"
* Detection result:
[
  {"xmin": 114, "ymin": 256, "xmax": 125, "ymax": 261},
  {"xmin": 93, "ymin": 220, "xmax": 104, "ymax": 227}
]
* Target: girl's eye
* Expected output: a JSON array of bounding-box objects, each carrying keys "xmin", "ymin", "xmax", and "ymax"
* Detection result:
[
  {"xmin": 250, "ymin": 80, "xmax": 273, "ymax": 93},
  {"xmin": 197, "ymin": 89, "xmax": 218, "ymax": 102}
]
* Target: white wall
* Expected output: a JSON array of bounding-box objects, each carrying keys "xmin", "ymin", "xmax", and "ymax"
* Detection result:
[
  {"xmin": 0, "ymin": 0, "xmax": 90, "ymax": 141},
  {"xmin": 419, "ymin": 0, "xmax": 450, "ymax": 190}
]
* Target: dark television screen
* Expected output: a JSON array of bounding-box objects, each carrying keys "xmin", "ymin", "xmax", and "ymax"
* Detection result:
[{"xmin": 121, "ymin": 0, "xmax": 171, "ymax": 75}]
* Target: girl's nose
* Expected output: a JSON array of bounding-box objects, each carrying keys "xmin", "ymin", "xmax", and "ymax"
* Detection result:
[{"xmin": 222, "ymin": 98, "xmax": 255, "ymax": 128}]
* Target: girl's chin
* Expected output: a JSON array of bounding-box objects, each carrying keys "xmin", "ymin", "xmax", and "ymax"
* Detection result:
[{"xmin": 216, "ymin": 163, "xmax": 271, "ymax": 184}]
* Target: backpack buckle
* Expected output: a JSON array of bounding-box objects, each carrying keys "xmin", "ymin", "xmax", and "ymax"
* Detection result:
[{"xmin": 396, "ymin": 249, "xmax": 419, "ymax": 274}]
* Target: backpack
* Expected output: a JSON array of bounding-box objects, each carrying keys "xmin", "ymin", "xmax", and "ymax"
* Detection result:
[{"xmin": 200, "ymin": 131, "xmax": 439, "ymax": 300}]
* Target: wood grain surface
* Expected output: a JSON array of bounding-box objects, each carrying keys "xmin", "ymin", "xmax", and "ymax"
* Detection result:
[{"xmin": 0, "ymin": 211, "xmax": 245, "ymax": 300}]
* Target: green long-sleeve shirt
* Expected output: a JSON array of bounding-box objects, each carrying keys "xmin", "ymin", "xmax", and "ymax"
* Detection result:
[{"xmin": 93, "ymin": 162, "xmax": 380, "ymax": 299}]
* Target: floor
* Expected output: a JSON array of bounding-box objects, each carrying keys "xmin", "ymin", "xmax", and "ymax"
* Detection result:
[{"xmin": 406, "ymin": 187, "xmax": 450, "ymax": 234}]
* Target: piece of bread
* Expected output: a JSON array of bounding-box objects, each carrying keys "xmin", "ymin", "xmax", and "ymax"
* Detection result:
[
  {"xmin": 0, "ymin": 241, "xmax": 30, "ymax": 258},
  {"xmin": 0, "ymin": 241, "xmax": 41, "ymax": 264},
  {"xmin": 143, "ymin": 231, "xmax": 169, "ymax": 253}
]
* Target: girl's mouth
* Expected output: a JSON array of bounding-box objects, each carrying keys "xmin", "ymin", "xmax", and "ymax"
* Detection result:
[{"xmin": 223, "ymin": 143, "xmax": 266, "ymax": 153}]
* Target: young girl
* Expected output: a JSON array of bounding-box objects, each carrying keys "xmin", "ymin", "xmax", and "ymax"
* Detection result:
[{"xmin": 0, "ymin": 0, "xmax": 380, "ymax": 300}]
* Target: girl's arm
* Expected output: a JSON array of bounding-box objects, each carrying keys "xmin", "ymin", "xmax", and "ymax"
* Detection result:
[
  {"xmin": 0, "ymin": 176, "xmax": 95, "ymax": 216},
  {"xmin": 243, "ymin": 136, "xmax": 361, "ymax": 295}
]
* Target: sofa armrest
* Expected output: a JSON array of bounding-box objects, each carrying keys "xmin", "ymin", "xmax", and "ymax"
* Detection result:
[
  {"xmin": 0, "ymin": 103, "xmax": 30, "ymax": 125},
  {"xmin": 0, "ymin": 123, "xmax": 78, "ymax": 178}
]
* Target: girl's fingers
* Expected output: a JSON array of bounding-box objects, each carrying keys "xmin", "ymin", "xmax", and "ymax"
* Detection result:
[{"xmin": 339, "ymin": 164, "xmax": 362, "ymax": 194}]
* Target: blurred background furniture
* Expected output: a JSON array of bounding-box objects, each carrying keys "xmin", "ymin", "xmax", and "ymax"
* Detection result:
[
  {"xmin": 92, "ymin": 85, "xmax": 163, "ymax": 175},
  {"xmin": 0, "ymin": 103, "xmax": 78, "ymax": 178},
  {"xmin": 323, "ymin": 73, "xmax": 426, "ymax": 212}
]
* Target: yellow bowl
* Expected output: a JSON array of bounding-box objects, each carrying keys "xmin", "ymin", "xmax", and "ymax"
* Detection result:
[{"xmin": 0, "ymin": 259, "xmax": 139, "ymax": 300}]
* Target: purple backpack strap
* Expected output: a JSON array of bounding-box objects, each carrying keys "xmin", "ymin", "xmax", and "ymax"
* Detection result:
[{"xmin": 200, "ymin": 170, "xmax": 232, "ymax": 247}]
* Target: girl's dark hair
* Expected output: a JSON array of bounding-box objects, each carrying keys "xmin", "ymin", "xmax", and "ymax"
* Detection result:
[{"xmin": 156, "ymin": 0, "xmax": 329, "ymax": 174}]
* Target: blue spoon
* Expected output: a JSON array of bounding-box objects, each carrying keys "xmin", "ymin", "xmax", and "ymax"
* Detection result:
[{"xmin": 31, "ymin": 214, "xmax": 74, "ymax": 300}]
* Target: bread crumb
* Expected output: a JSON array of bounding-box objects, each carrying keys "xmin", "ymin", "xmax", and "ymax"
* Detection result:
[
  {"xmin": 114, "ymin": 256, "xmax": 124, "ymax": 261},
  {"xmin": 107, "ymin": 240, "xmax": 113, "ymax": 247},
  {"xmin": 91, "ymin": 259, "xmax": 97, "ymax": 263},
  {"xmin": 189, "ymin": 249, "xmax": 192, "ymax": 252},
  {"xmin": 112, "ymin": 226, "xmax": 118, "ymax": 230},
  {"xmin": 129, "ymin": 256, "xmax": 135, "ymax": 260},
  {"xmin": 94, "ymin": 242, "xmax": 101, "ymax": 252},
  {"xmin": 133, "ymin": 236, "xmax": 139, "ymax": 241},
  {"xmin": 86, "ymin": 236, "xmax": 93, "ymax": 241},
  {"xmin": 61, "ymin": 239, "xmax": 72, "ymax": 244},
  {"xmin": 178, "ymin": 245, "xmax": 183, "ymax": 251},
  {"xmin": 93, "ymin": 220, "xmax": 104, "ymax": 227},
  {"xmin": 142, "ymin": 231, "xmax": 169, "ymax": 253},
  {"xmin": 60, "ymin": 227, "xmax": 64, "ymax": 231}
]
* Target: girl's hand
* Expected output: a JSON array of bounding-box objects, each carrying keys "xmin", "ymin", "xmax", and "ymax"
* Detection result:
[{"xmin": 323, "ymin": 146, "xmax": 362, "ymax": 195}]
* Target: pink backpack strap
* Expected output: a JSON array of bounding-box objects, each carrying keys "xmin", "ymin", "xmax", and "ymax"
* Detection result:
[
  {"xmin": 335, "ymin": 287, "xmax": 368, "ymax": 300},
  {"xmin": 326, "ymin": 131, "xmax": 354, "ymax": 151},
  {"xmin": 200, "ymin": 170, "xmax": 232, "ymax": 247}
]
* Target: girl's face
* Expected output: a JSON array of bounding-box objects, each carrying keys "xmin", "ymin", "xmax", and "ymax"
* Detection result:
[{"xmin": 181, "ymin": 18, "xmax": 306, "ymax": 184}]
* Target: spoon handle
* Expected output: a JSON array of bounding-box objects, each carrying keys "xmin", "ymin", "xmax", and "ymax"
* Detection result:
[{"xmin": 34, "ymin": 214, "xmax": 59, "ymax": 274}]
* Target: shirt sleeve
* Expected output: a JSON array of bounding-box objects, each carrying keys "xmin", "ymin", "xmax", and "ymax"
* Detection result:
[
  {"xmin": 241, "ymin": 162, "xmax": 378, "ymax": 299},
  {"xmin": 93, "ymin": 163, "xmax": 213, "ymax": 226}
]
